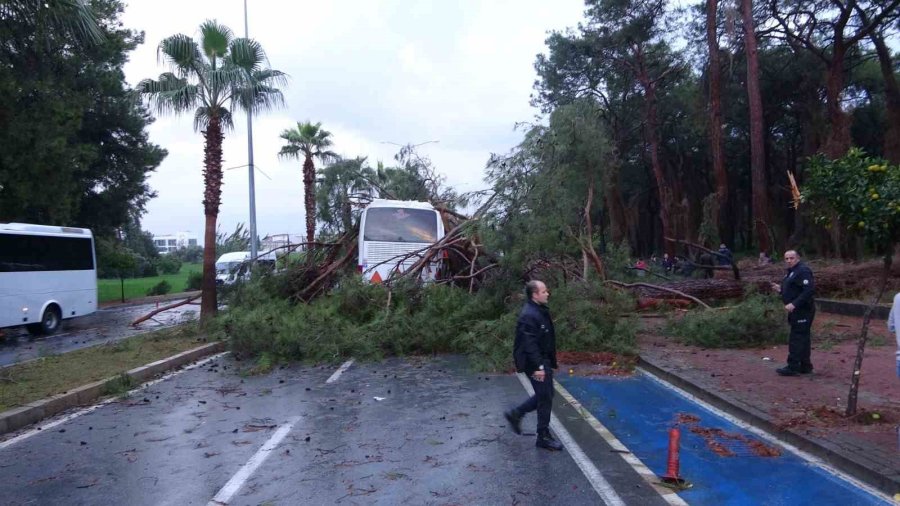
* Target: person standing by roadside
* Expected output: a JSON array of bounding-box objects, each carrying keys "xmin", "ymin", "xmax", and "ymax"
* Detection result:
[
  {"xmin": 888, "ymin": 292, "xmax": 900, "ymax": 380},
  {"xmin": 770, "ymin": 250, "xmax": 816, "ymax": 376},
  {"xmin": 504, "ymin": 280, "xmax": 563, "ymax": 451}
]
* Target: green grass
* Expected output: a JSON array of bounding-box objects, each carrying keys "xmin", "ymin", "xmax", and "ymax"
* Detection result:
[{"xmin": 98, "ymin": 263, "xmax": 201, "ymax": 303}]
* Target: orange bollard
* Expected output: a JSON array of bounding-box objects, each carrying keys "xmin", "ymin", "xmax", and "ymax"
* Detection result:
[{"xmin": 662, "ymin": 428, "xmax": 684, "ymax": 483}]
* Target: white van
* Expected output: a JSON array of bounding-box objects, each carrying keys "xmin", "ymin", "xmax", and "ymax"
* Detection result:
[{"xmin": 215, "ymin": 251, "xmax": 276, "ymax": 286}]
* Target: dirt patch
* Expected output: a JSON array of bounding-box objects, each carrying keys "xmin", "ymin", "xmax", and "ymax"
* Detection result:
[
  {"xmin": 557, "ymin": 352, "xmax": 637, "ymax": 377},
  {"xmin": 674, "ymin": 412, "xmax": 782, "ymax": 458}
]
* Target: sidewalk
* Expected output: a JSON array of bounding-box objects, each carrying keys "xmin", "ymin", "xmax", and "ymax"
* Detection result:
[{"xmin": 637, "ymin": 311, "xmax": 900, "ymax": 498}]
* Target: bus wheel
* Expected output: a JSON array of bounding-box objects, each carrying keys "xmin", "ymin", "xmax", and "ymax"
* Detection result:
[{"xmin": 26, "ymin": 305, "xmax": 61, "ymax": 336}]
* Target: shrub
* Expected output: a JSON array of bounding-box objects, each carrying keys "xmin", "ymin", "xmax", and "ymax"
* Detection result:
[
  {"xmin": 185, "ymin": 271, "xmax": 203, "ymax": 291},
  {"xmin": 156, "ymin": 255, "xmax": 182, "ymax": 275},
  {"xmin": 146, "ymin": 280, "xmax": 172, "ymax": 296},
  {"xmin": 666, "ymin": 294, "xmax": 786, "ymax": 348}
]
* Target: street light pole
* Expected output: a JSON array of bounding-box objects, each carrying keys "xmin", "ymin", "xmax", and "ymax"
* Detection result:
[{"xmin": 244, "ymin": 0, "xmax": 258, "ymax": 262}]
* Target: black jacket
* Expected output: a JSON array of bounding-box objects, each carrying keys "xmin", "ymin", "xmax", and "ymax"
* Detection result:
[
  {"xmin": 513, "ymin": 300, "xmax": 557, "ymax": 374},
  {"xmin": 781, "ymin": 261, "xmax": 816, "ymax": 313}
]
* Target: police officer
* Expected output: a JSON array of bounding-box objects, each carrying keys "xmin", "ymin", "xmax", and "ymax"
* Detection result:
[
  {"xmin": 503, "ymin": 280, "xmax": 563, "ymax": 451},
  {"xmin": 771, "ymin": 250, "xmax": 815, "ymax": 376}
]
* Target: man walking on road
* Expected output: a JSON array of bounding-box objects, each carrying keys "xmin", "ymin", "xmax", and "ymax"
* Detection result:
[
  {"xmin": 504, "ymin": 280, "xmax": 564, "ymax": 451},
  {"xmin": 771, "ymin": 250, "xmax": 816, "ymax": 376}
]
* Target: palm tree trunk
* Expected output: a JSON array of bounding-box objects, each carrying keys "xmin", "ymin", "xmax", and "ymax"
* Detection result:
[
  {"xmin": 742, "ymin": 0, "xmax": 771, "ymax": 254},
  {"xmin": 707, "ymin": 0, "xmax": 730, "ymax": 246},
  {"xmin": 303, "ymin": 156, "xmax": 316, "ymax": 244},
  {"xmin": 200, "ymin": 115, "xmax": 224, "ymax": 322}
]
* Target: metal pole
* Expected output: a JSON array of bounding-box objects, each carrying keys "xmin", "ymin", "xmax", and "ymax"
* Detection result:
[{"xmin": 244, "ymin": 0, "xmax": 258, "ymax": 262}]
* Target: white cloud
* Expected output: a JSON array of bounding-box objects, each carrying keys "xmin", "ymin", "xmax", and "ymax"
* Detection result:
[{"xmin": 122, "ymin": 0, "xmax": 584, "ymax": 240}]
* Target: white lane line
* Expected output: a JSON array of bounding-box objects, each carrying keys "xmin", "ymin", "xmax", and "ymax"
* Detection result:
[
  {"xmin": 208, "ymin": 416, "xmax": 301, "ymax": 506},
  {"xmin": 0, "ymin": 352, "xmax": 229, "ymax": 450},
  {"xmin": 326, "ymin": 358, "xmax": 355, "ymax": 384},
  {"xmin": 639, "ymin": 366, "xmax": 894, "ymax": 504},
  {"xmin": 554, "ymin": 381, "xmax": 688, "ymax": 506},
  {"xmin": 516, "ymin": 374, "xmax": 625, "ymax": 506}
]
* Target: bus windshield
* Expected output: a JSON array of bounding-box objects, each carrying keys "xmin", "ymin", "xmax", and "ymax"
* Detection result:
[{"xmin": 363, "ymin": 207, "xmax": 438, "ymax": 243}]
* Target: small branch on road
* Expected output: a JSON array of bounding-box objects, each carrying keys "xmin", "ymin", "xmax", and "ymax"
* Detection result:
[{"xmin": 131, "ymin": 295, "xmax": 201, "ymax": 327}]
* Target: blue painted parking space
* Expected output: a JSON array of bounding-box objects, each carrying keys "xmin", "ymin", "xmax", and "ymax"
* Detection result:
[{"xmin": 558, "ymin": 372, "xmax": 891, "ymax": 505}]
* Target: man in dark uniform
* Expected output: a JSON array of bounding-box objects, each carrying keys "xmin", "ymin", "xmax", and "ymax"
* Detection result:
[
  {"xmin": 771, "ymin": 250, "xmax": 816, "ymax": 376},
  {"xmin": 503, "ymin": 280, "xmax": 563, "ymax": 451}
]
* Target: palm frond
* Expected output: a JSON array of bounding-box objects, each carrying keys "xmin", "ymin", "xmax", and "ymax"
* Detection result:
[
  {"xmin": 193, "ymin": 107, "xmax": 234, "ymax": 132},
  {"xmin": 137, "ymin": 73, "xmax": 200, "ymax": 116},
  {"xmin": 199, "ymin": 19, "xmax": 233, "ymax": 61},
  {"xmin": 228, "ymin": 37, "xmax": 266, "ymax": 73},
  {"xmin": 158, "ymin": 34, "xmax": 201, "ymax": 77}
]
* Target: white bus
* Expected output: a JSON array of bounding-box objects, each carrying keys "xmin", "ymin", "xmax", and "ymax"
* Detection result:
[
  {"xmin": 358, "ymin": 199, "xmax": 445, "ymax": 283},
  {"xmin": 0, "ymin": 223, "xmax": 97, "ymax": 335}
]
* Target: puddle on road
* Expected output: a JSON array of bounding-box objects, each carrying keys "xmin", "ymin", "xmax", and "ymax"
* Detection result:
[{"xmin": 0, "ymin": 301, "xmax": 198, "ymax": 367}]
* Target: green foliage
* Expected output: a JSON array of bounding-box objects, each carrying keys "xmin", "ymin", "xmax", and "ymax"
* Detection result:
[
  {"xmin": 316, "ymin": 157, "xmax": 373, "ymax": 235},
  {"xmin": 216, "ymin": 222, "xmax": 252, "ymax": 255},
  {"xmin": 170, "ymin": 245, "xmax": 204, "ymax": 264},
  {"xmin": 146, "ymin": 280, "xmax": 172, "ymax": 296},
  {"xmin": 0, "ymin": 0, "xmax": 165, "ymax": 234},
  {"xmin": 803, "ymin": 148, "xmax": 900, "ymax": 251},
  {"xmin": 211, "ymin": 276, "xmax": 636, "ymax": 372},
  {"xmin": 156, "ymin": 255, "xmax": 182, "ymax": 275},
  {"xmin": 96, "ymin": 237, "xmax": 138, "ymax": 279},
  {"xmin": 185, "ymin": 271, "xmax": 203, "ymax": 291},
  {"xmin": 666, "ymin": 295, "xmax": 787, "ymax": 348}
]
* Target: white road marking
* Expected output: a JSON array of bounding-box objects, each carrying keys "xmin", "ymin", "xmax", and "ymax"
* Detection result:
[
  {"xmin": 554, "ymin": 381, "xmax": 688, "ymax": 506},
  {"xmin": 326, "ymin": 359, "xmax": 355, "ymax": 384},
  {"xmin": 0, "ymin": 352, "xmax": 229, "ymax": 450},
  {"xmin": 208, "ymin": 416, "xmax": 301, "ymax": 505},
  {"xmin": 516, "ymin": 374, "xmax": 626, "ymax": 506},
  {"xmin": 639, "ymin": 366, "xmax": 894, "ymax": 504}
]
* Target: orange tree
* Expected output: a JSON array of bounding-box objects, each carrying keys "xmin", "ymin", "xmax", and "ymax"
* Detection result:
[{"xmin": 803, "ymin": 147, "xmax": 900, "ymax": 416}]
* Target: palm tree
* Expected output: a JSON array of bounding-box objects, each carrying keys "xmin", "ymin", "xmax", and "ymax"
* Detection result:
[
  {"xmin": 278, "ymin": 121, "xmax": 337, "ymax": 244},
  {"xmin": 137, "ymin": 20, "xmax": 286, "ymax": 322}
]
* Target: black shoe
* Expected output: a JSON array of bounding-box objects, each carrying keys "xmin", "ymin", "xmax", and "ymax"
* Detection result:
[
  {"xmin": 536, "ymin": 430, "xmax": 563, "ymax": 451},
  {"xmin": 504, "ymin": 409, "xmax": 522, "ymax": 435},
  {"xmin": 776, "ymin": 366, "xmax": 800, "ymax": 376},
  {"xmin": 800, "ymin": 364, "xmax": 814, "ymax": 374}
]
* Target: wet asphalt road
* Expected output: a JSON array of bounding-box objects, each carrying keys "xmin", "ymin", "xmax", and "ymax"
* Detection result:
[
  {"xmin": 0, "ymin": 355, "xmax": 668, "ymax": 505},
  {"xmin": 0, "ymin": 301, "xmax": 198, "ymax": 368}
]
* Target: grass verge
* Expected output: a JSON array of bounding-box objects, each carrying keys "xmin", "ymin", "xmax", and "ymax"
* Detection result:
[
  {"xmin": 97, "ymin": 263, "xmax": 201, "ymax": 303},
  {"xmin": 0, "ymin": 323, "xmax": 208, "ymax": 411}
]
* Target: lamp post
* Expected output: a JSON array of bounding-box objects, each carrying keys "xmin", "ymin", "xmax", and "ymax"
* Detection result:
[{"xmin": 244, "ymin": 0, "xmax": 258, "ymax": 262}]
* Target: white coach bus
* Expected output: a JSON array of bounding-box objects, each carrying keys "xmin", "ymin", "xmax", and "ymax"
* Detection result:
[
  {"xmin": 358, "ymin": 199, "xmax": 445, "ymax": 283},
  {"xmin": 0, "ymin": 223, "xmax": 97, "ymax": 335}
]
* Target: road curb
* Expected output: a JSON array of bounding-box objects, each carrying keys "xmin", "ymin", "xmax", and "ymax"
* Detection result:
[
  {"xmin": 0, "ymin": 341, "xmax": 226, "ymax": 437},
  {"xmin": 638, "ymin": 355, "xmax": 899, "ymax": 498},
  {"xmin": 816, "ymin": 298, "xmax": 891, "ymax": 320}
]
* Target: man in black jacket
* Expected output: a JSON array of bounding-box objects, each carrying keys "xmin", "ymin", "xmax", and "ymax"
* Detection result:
[
  {"xmin": 503, "ymin": 280, "xmax": 563, "ymax": 451},
  {"xmin": 771, "ymin": 250, "xmax": 816, "ymax": 376}
]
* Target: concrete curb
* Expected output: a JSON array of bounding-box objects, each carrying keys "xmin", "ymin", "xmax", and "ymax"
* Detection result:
[
  {"xmin": 638, "ymin": 355, "xmax": 899, "ymax": 497},
  {"xmin": 816, "ymin": 298, "xmax": 891, "ymax": 320},
  {"xmin": 0, "ymin": 340, "xmax": 226, "ymax": 436}
]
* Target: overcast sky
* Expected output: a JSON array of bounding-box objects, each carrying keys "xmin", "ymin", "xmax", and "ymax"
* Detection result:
[{"xmin": 120, "ymin": 0, "xmax": 585, "ymax": 241}]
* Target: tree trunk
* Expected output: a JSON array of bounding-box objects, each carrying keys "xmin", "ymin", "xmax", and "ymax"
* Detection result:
[
  {"xmin": 707, "ymin": 0, "xmax": 730, "ymax": 246},
  {"xmin": 637, "ymin": 54, "xmax": 674, "ymax": 257},
  {"xmin": 200, "ymin": 115, "xmax": 224, "ymax": 322},
  {"xmin": 120, "ymin": 276, "xmax": 125, "ymax": 303},
  {"xmin": 845, "ymin": 254, "xmax": 892, "ymax": 416},
  {"xmin": 303, "ymin": 156, "xmax": 316, "ymax": 244},
  {"xmin": 870, "ymin": 30, "xmax": 900, "ymax": 164},
  {"xmin": 583, "ymin": 172, "xmax": 606, "ymax": 279},
  {"xmin": 741, "ymin": 0, "xmax": 771, "ymax": 254},
  {"xmin": 604, "ymin": 145, "xmax": 628, "ymax": 245},
  {"xmin": 822, "ymin": 46, "xmax": 851, "ymax": 159},
  {"xmin": 706, "ymin": 0, "xmax": 734, "ymax": 247}
]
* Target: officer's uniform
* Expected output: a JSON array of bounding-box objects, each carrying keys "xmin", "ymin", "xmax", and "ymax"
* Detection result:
[
  {"xmin": 781, "ymin": 261, "xmax": 816, "ymax": 372},
  {"xmin": 512, "ymin": 299, "xmax": 557, "ymax": 433}
]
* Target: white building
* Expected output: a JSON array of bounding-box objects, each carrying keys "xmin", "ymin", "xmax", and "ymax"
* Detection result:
[
  {"xmin": 152, "ymin": 231, "xmax": 199, "ymax": 254},
  {"xmin": 261, "ymin": 233, "xmax": 305, "ymax": 254}
]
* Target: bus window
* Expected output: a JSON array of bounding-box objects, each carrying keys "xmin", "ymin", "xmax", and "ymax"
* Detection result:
[
  {"xmin": 362, "ymin": 208, "xmax": 438, "ymax": 243},
  {"xmin": 0, "ymin": 234, "xmax": 94, "ymax": 272}
]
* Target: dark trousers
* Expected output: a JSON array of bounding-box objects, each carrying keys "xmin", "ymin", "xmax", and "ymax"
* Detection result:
[
  {"xmin": 515, "ymin": 369, "xmax": 553, "ymax": 431},
  {"xmin": 787, "ymin": 311, "xmax": 814, "ymax": 369}
]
